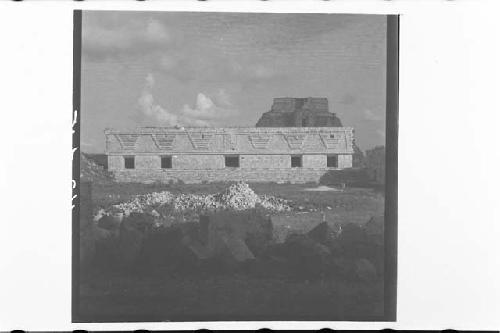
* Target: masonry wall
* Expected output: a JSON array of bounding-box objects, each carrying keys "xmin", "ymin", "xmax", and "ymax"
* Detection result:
[
  {"xmin": 108, "ymin": 153, "xmax": 353, "ymax": 184},
  {"xmin": 108, "ymin": 155, "xmax": 124, "ymax": 170},
  {"xmin": 108, "ymin": 154, "xmax": 352, "ymax": 171},
  {"xmin": 174, "ymin": 155, "xmax": 224, "ymax": 170},
  {"xmin": 303, "ymin": 154, "xmax": 326, "ymax": 168},
  {"xmin": 240, "ymin": 155, "xmax": 290, "ymax": 169},
  {"xmin": 105, "ymin": 127, "xmax": 354, "ymax": 184},
  {"xmin": 111, "ymin": 169, "xmax": 331, "ymax": 184},
  {"xmin": 338, "ymin": 154, "xmax": 353, "ymax": 169},
  {"xmin": 136, "ymin": 155, "xmax": 160, "ymax": 169}
]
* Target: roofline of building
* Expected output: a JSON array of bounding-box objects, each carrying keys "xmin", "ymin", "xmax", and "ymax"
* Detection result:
[
  {"xmin": 106, "ymin": 151, "xmax": 355, "ymax": 156},
  {"xmin": 273, "ymin": 96, "xmax": 328, "ymax": 100},
  {"xmin": 104, "ymin": 126, "xmax": 354, "ymax": 135}
]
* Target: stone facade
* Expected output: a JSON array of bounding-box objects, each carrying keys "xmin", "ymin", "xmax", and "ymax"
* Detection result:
[
  {"xmin": 256, "ymin": 97, "xmax": 343, "ymax": 127},
  {"xmin": 106, "ymin": 127, "xmax": 354, "ymax": 184}
]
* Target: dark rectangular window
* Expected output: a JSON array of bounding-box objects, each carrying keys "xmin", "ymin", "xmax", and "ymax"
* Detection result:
[
  {"xmin": 124, "ymin": 156, "xmax": 135, "ymax": 169},
  {"xmin": 161, "ymin": 156, "xmax": 172, "ymax": 169},
  {"xmin": 291, "ymin": 155, "xmax": 302, "ymax": 168},
  {"xmin": 225, "ymin": 155, "xmax": 240, "ymax": 167},
  {"xmin": 327, "ymin": 155, "xmax": 338, "ymax": 168}
]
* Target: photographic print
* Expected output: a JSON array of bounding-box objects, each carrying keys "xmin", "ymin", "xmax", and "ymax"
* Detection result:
[{"xmin": 74, "ymin": 10, "xmax": 398, "ymax": 322}]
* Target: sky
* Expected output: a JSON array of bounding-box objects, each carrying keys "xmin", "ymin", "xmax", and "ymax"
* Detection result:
[{"xmin": 81, "ymin": 11, "xmax": 387, "ymax": 153}]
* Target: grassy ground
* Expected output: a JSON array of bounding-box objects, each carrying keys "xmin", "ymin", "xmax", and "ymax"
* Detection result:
[{"xmin": 78, "ymin": 182, "xmax": 385, "ymax": 321}]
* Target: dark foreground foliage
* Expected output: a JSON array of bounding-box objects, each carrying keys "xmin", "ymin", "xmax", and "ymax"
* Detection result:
[{"xmin": 78, "ymin": 182, "xmax": 385, "ymax": 321}]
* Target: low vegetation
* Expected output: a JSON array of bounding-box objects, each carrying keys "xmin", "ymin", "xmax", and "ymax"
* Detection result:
[{"xmin": 78, "ymin": 180, "xmax": 385, "ymax": 321}]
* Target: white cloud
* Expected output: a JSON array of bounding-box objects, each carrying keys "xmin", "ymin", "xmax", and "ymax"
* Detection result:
[
  {"xmin": 138, "ymin": 74, "xmax": 178, "ymax": 126},
  {"xmin": 180, "ymin": 92, "xmax": 236, "ymax": 126},
  {"xmin": 138, "ymin": 74, "xmax": 237, "ymax": 127}
]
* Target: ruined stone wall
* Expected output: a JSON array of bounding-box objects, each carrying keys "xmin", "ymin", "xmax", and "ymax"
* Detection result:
[
  {"xmin": 256, "ymin": 98, "xmax": 343, "ymax": 127},
  {"xmin": 270, "ymin": 97, "xmax": 329, "ymax": 113}
]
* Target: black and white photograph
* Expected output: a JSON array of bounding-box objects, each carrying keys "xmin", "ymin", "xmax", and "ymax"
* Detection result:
[
  {"xmin": 2, "ymin": 0, "xmax": 500, "ymax": 331},
  {"xmin": 75, "ymin": 10, "xmax": 397, "ymax": 322}
]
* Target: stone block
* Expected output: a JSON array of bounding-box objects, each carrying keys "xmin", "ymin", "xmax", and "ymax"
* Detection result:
[
  {"xmin": 302, "ymin": 154, "xmax": 326, "ymax": 168},
  {"xmin": 135, "ymin": 155, "xmax": 160, "ymax": 169},
  {"xmin": 338, "ymin": 154, "xmax": 353, "ymax": 168}
]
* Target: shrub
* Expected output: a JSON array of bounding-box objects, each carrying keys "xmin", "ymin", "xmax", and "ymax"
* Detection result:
[{"xmin": 319, "ymin": 168, "xmax": 370, "ymax": 186}]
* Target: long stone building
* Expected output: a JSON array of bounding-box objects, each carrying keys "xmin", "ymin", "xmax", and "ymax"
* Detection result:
[{"xmin": 105, "ymin": 126, "xmax": 354, "ymax": 184}]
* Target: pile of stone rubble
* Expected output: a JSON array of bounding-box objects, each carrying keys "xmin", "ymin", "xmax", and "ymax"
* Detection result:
[
  {"xmin": 109, "ymin": 191, "xmax": 175, "ymax": 215},
  {"xmin": 102, "ymin": 182, "xmax": 291, "ymax": 218}
]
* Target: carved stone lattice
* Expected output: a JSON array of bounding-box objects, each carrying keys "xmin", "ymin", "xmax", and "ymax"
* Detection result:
[
  {"xmin": 115, "ymin": 134, "xmax": 139, "ymax": 150},
  {"xmin": 187, "ymin": 132, "xmax": 213, "ymax": 150},
  {"xmin": 151, "ymin": 134, "xmax": 176, "ymax": 150},
  {"xmin": 248, "ymin": 134, "xmax": 271, "ymax": 149},
  {"xmin": 224, "ymin": 134, "xmax": 237, "ymax": 150},
  {"xmin": 284, "ymin": 133, "xmax": 307, "ymax": 149},
  {"xmin": 319, "ymin": 133, "xmax": 342, "ymax": 149}
]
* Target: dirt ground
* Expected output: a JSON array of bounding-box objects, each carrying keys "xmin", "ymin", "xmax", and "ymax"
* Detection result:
[{"xmin": 77, "ymin": 182, "xmax": 385, "ymax": 322}]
